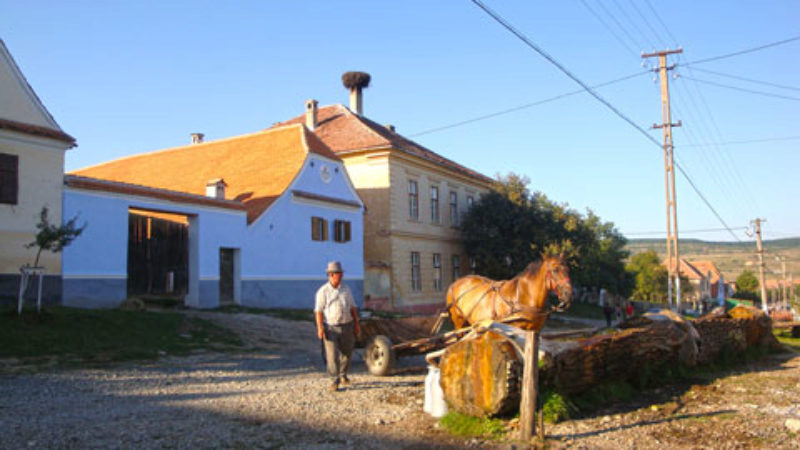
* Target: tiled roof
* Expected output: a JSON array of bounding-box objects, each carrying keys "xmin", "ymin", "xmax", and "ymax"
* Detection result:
[
  {"xmin": 71, "ymin": 124, "xmax": 338, "ymax": 223},
  {"xmin": 65, "ymin": 175, "xmax": 246, "ymax": 211},
  {"xmin": 675, "ymin": 259, "xmax": 723, "ymax": 283},
  {"xmin": 276, "ymin": 104, "xmax": 493, "ymax": 184},
  {"xmin": 0, "ymin": 118, "xmax": 76, "ymax": 146},
  {"xmin": 690, "ymin": 260, "xmax": 723, "ymax": 284}
]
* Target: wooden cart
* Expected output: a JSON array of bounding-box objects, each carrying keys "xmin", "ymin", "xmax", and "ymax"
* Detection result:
[{"xmin": 357, "ymin": 314, "xmax": 473, "ymax": 376}]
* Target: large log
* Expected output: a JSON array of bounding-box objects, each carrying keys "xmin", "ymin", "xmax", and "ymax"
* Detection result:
[{"xmin": 439, "ymin": 330, "xmax": 522, "ymax": 417}]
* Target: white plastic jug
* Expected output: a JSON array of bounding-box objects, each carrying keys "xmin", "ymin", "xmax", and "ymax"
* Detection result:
[{"xmin": 423, "ymin": 365, "xmax": 448, "ymax": 418}]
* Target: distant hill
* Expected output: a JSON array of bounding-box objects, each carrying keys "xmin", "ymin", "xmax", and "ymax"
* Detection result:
[{"xmin": 625, "ymin": 237, "xmax": 800, "ymax": 282}]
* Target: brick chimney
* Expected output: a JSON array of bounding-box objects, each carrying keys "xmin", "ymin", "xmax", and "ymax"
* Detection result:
[
  {"xmin": 191, "ymin": 133, "xmax": 204, "ymax": 144},
  {"xmin": 205, "ymin": 178, "xmax": 226, "ymax": 200},
  {"xmin": 341, "ymin": 71, "xmax": 371, "ymax": 116},
  {"xmin": 305, "ymin": 99, "xmax": 318, "ymax": 130}
]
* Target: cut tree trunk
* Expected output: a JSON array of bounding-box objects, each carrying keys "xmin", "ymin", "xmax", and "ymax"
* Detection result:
[{"xmin": 439, "ymin": 330, "xmax": 522, "ymax": 417}]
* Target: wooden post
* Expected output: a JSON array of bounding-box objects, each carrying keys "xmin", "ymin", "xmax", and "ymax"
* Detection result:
[{"xmin": 519, "ymin": 330, "xmax": 539, "ymax": 441}]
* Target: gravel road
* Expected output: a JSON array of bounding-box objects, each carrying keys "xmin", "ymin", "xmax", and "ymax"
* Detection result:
[
  {"xmin": 1, "ymin": 311, "xmax": 798, "ymax": 449},
  {"xmin": 0, "ymin": 312, "xmax": 463, "ymax": 449}
]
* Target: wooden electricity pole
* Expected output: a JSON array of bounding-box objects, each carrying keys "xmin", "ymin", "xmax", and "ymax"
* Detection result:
[
  {"xmin": 643, "ymin": 48, "xmax": 682, "ymax": 311},
  {"xmin": 752, "ymin": 218, "xmax": 769, "ymax": 313}
]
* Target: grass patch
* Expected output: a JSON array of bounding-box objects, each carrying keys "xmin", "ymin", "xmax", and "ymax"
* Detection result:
[
  {"xmin": 542, "ymin": 390, "xmax": 570, "ymax": 423},
  {"xmin": 774, "ymin": 328, "xmax": 800, "ymax": 352},
  {"xmin": 439, "ymin": 412, "xmax": 505, "ymax": 439},
  {"xmin": 214, "ymin": 305, "xmax": 314, "ymax": 322},
  {"xmin": 0, "ymin": 306, "xmax": 242, "ymax": 366}
]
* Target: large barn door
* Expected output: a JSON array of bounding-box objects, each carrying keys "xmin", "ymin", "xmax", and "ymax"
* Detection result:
[{"xmin": 127, "ymin": 211, "xmax": 189, "ymax": 298}]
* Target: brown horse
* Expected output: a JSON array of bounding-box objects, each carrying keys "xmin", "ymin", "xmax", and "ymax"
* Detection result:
[{"xmin": 445, "ymin": 255, "xmax": 572, "ymax": 331}]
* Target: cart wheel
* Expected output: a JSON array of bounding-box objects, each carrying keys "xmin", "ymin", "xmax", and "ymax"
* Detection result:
[{"xmin": 365, "ymin": 335, "xmax": 395, "ymax": 376}]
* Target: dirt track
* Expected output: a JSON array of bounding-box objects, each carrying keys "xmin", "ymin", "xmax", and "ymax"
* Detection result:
[{"xmin": 1, "ymin": 311, "xmax": 798, "ymax": 449}]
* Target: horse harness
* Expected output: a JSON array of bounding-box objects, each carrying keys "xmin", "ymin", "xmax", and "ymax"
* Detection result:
[{"xmin": 448, "ymin": 274, "xmax": 549, "ymax": 323}]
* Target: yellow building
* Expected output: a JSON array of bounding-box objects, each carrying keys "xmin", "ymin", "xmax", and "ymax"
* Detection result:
[
  {"xmin": 0, "ymin": 40, "xmax": 76, "ymax": 302},
  {"xmin": 279, "ymin": 85, "xmax": 491, "ymax": 312}
]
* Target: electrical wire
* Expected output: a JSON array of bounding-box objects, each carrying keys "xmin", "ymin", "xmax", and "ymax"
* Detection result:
[
  {"xmin": 688, "ymin": 67, "xmax": 800, "ymax": 92},
  {"xmin": 470, "ymin": 0, "xmax": 743, "ymax": 242},
  {"xmin": 579, "ymin": 0, "xmax": 640, "ymax": 59},
  {"xmin": 679, "ymin": 135, "xmax": 800, "ymax": 147},
  {"xmin": 408, "ymin": 70, "xmax": 648, "ymax": 137},
  {"xmin": 680, "ymin": 75, "xmax": 800, "ymax": 102},
  {"xmin": 681, "ymin": 35, "xmax": 800, "ymax": 66},
  {"xmin": 626, "ymin": 226, "xmax": 748, "ymax": 236}
]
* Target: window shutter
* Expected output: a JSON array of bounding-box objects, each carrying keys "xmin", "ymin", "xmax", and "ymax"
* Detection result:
[{"xmin": 0, "ymin": 153, "xmax": 19, "ymax": 205}]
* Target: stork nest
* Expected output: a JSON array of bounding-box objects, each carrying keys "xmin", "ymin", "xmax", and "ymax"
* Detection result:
[{"xmin": 342, "ymin": 71, "xmax": 371, "ymax": 89}]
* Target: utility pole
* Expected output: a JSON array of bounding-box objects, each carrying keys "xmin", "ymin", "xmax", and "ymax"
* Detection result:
[
  {"xmin": 643, "ymin": 48, "xmax": 682, "ymax": 312},
  {"xmin": 752, "ymin": 218, "xmax": 768, "ymax": 313},
  {"xmin": 777, "ymin": 256, "xmax": 788, "ymax": 309}
]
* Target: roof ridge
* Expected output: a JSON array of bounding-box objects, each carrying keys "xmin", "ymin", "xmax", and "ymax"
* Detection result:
[{"xmin": 71, "ymin": 125, "xmax": 302, "ymax": 173}]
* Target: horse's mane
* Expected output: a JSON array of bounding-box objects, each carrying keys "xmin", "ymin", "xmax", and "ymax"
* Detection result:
[{"xmin": 516, "ymin": 259, "xmax": 544, "ymax": 279}]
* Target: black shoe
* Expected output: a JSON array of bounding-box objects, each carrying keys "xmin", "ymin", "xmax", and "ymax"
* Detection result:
[{"xmin": 341, "ymin": 376, "xmax": 351, "ymax": 387}]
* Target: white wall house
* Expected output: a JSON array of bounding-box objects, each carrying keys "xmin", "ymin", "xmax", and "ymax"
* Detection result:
[
  {"xmin": 0, "ymin": 39, "xmax": 76, "ymax": 304},
  {"xmin": 67, "ymin": 124, "xmax": 364, "ymax": 309}
]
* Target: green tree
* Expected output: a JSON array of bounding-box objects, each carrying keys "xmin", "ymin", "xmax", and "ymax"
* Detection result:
[
  {"xmin": 460, "ymin": 173, "xmax": 632, "ymax": 296},
  {"xmin": 26, "ymin": 206, "xmax": 86, "ymax": 267},
  {"xmin": 626, "ymin": 250, "xmax": 668, "ymax": 302},
  {"xmin": 734, "ymin": 270, "xmax": 760, "ymax": 301}
]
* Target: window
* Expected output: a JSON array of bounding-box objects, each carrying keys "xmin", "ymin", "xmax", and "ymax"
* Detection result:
[
  {"xmin": 430, "ymin": 186, "xmax": 440, "ymax": 223},
  {"xmin": 467, "ymin": 195, "xmax": 474, "ymax": 209},
  {"xmin": 449, "ymin": 191, "xmax": 459, "ymax": 226},
  {"xmin": 333, "ymin": 220, "xmax": 351, "ymax": 243},
  {"xmin": 433, "ymin": 253, "xmax": 442, "ymax": 291},
  {"xmin": 0, "ymin": 153, "xmax": 18, "ymax": 205},
  {"xmin": 408, "ymin": 180, "xmax": 419, "ymax": 220},
  {"xmin": 311, "ymin": 216, "xmax": 328, "ymax": 241},
  {"xmin": 452, "ymin": 255, "xmax": 461, "ymax": 281},
  {"xmin": 411, "ymin": 252, "xmax": 421, "ymax": 292}
]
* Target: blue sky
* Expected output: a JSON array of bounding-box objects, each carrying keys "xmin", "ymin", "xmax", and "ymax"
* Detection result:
[{"xmin": 3, "ymin": 1, "xmax": 798, "ymax": 243}]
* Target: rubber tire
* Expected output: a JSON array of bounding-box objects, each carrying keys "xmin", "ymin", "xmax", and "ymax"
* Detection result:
[{"xmin": 365, "ymin": 335, "xmax": 395, "ymax": 376}]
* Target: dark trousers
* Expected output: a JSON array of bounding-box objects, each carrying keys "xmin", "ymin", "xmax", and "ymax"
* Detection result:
[{"xmin": 323, "ymin": 322, "xmax": 355, "ymax": 382}]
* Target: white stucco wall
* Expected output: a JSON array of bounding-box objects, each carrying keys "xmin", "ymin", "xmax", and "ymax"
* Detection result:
[
  {"xmin": 244, "ymin": 154, "xmax": 364, "ymax": 279},
  {"xmin": 62, "ymin": 187, "xmax": 247, "ymax": 308},
  {"xmin": 0, "ymin": 131, "xmax": 68, "ymax": 273}
]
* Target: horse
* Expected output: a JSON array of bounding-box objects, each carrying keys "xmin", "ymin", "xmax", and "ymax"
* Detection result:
[{"xmin": 445, "ymin": 254, "xmax": 572, "ymax": 332}]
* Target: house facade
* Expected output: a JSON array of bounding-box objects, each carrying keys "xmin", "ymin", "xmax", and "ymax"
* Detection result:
[
  {"xmin": 67, "ymin": 124, "xmax": 364, "ymax": 309},
  {"xmin": 278, "ymin": 87, "xmax": 492, "ymax": 312},
  {"xmin": 0, "ymin": 39, "xmax": 76, "ymax": 304},
  {"xmin": 677, "ymin": 259, "xmax": 728, "ymax": 305}
]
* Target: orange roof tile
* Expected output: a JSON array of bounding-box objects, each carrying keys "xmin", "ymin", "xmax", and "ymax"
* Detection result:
[
  {"xmin": 70, "ymin": 124, "xmax": 338, "ymax": 223},
  {"xmin": 276, "ymin": 104, "xmax": 492, "ymax": 184},
  {"xmin": 65, "ymin": 175, "xmax": 246, "ymax": 211}
]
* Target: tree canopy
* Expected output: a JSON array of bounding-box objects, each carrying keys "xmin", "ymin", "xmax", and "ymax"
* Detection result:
[
  {"xmin": 460, "ymin": 173, "xmax": 632, "ymax": 295},
  {"xmin": 734, "ymin": 270, "xmax": 760, "ymax": 301}
]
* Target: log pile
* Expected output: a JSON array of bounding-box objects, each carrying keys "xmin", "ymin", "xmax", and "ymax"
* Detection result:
[
  {"xmin": 435, "ymin": 305, "xmax": 782, "ymax": 418},
  {"xmin": 693, "ymin": 305, "xmax": 782, "ymax": 364},
  {"xmin": 541, "ymin": 316, "xmax": 698, "ymax": 395}
]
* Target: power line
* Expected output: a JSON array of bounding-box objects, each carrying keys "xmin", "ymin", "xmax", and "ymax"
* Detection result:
[
  {"xmin": 470, "ymin": 0, "xmax": 743, "ymax": 242},
  {"xmin": 680, "ymin": 75, "xmax": 800, "ymax": 102},
  {"xmin": 681, "ymin": 35, "xmax": 800, "ymax": 66},
  {"xmin": 643, "ymin": 0, "xmax": 679, "ymax": 46},
  {"xmin": 409, "ymin": 70, "xmax": 648, "ymax": 137},
  {"xmin": 470, "ymin": 0, "xmax": 661, "ymax": 146},
  {"xmin": 680, "ymin": 135, "xmax": 800, "ymax": 147},
  {"xmin": 688, "ymin": 67, "xmax": 800, "ymax": 92},
  {"xmin": 579, "ymin": 0, "xmax": 640, "ymax": 59},
  {"xmin": 626, "ymin": 226, "xmax": 748, "ymax": 236}
]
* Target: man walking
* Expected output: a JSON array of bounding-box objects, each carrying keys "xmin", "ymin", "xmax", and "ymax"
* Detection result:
[{"xmin": 315, "ymin": 261, "xmax": 360, "ymax": 392}]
